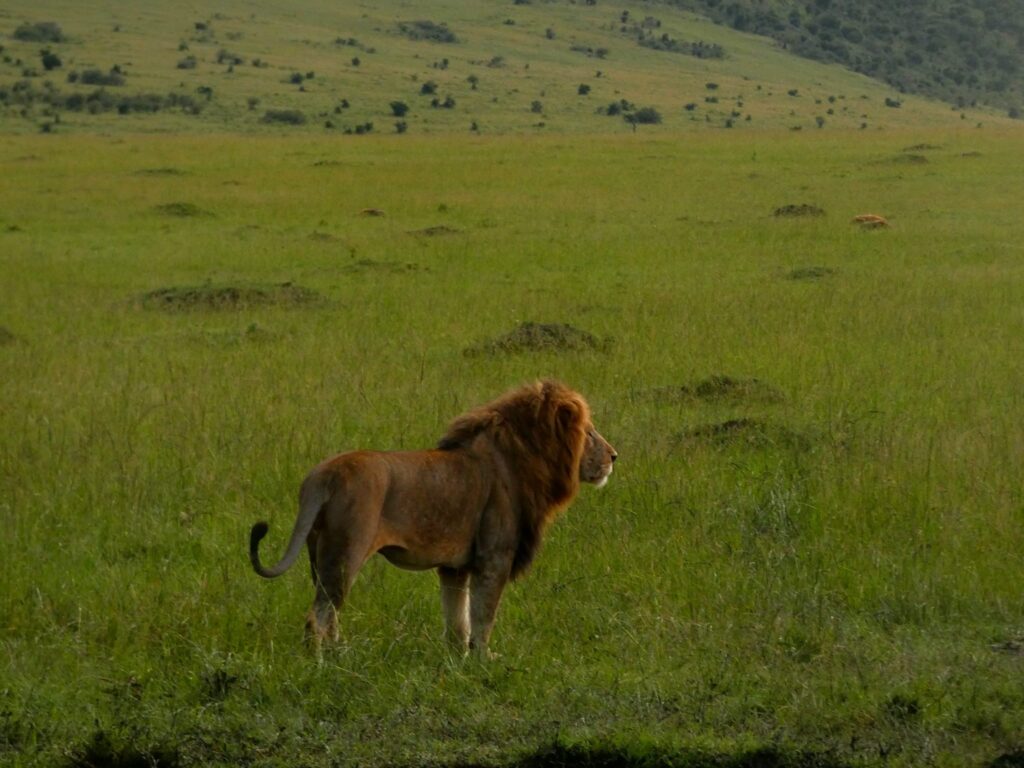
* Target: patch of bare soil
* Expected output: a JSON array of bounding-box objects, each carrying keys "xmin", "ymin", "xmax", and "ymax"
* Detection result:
[
  {"xmin": 786, "ymin": 266, "xmax": 835, "ymax": 281},
  {"xmin": 134, "ymin": 167, "xmax": 187, "ymax": 176},
  {"xmin": 877, "ymin": 154, "xmax": 928, "ymax": 165},
  {"xmin": 654, "ymin": 375, "xmax": 783, "ymax": 404},
  {"xmin": 345, "ymin": 259, "xmax": 424, "ymax": 273},
  {"xmin": 466, "ymin": 322, "xmax": 606, "ymax": 355},
  {"xmin": 137, "ymin": 282, "xmax": 319, "ymax": 311},
  {"xmin": 153, "ymin": 202, "xmax": 212, "ymax": 217},
  {"xmin": 410, "ymin": 225, "xmax": 461, "ymax": 236},
  {"xmin": 773, "ymin": 204, "xmax": 825, "ymax": 218},
  {"xmin": 680, "ymin": 418, "xmax": 811, "ymax": 451}
]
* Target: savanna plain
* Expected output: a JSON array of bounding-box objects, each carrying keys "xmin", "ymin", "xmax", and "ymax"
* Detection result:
[{"xmin": 2, "ymin": 126, "xmax": 1024, "ymax": 768}]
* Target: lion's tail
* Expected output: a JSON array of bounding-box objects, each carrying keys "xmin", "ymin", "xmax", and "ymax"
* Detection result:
[{"xmin": 250, "ymin": 474, "xmax": 331, "ymax": 579}]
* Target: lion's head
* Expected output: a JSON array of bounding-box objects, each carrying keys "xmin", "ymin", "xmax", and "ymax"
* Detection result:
[{"xmin": 438, "ymin": 380, "xmax": 616, "ymax": 578}]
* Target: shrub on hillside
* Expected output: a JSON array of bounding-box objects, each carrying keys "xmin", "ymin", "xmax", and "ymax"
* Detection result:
[
  {"xmin": 14, "ymin": 22, "xmax": 64, "ymax": 43},
  {"xmin": 41, "ymin": 51, "xmax": 62, "ymax": 70},
  {"xmin": 390, "ymin": 100, "xmax": 409, "ymax": 116},
  {"xmin": 262, "ymin": 109, "xmax": 306, "ymax": 125},
  {"xmin": 628, "ymin": 106, "xmax": 661, "ymax": 124},
  {"xmin": 79, "ymin": 68, "xmax": 125, "ymax": 86},
  {"xmin": 397, "ymin": 21, "xmax": 458, "ymax": 43}
]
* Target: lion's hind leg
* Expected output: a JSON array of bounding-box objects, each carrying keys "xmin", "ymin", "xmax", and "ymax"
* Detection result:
[
  {"xmin": 305, "ymin": 516, "xmax": 377, "ymax": 652},
  {"xmin": 438, "ymin": 567, "xmax": 470, "ymax": 653}
]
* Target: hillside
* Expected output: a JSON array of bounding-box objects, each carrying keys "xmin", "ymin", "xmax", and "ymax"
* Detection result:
[
  {"xmin": 659, "ymin": 0, "xmax": 1024, "ymax": 115},
  {"xmin": 0, "ymin": 0, "xmax": 1011, "ymax": 135}
]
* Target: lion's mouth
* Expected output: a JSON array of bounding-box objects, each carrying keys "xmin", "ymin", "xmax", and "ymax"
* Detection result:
[{"xmin": 591, "ymin": 464, "xmax": 613, "ymax": 488}]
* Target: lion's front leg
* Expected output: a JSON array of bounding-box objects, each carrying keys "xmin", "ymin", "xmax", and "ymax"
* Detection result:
[
  {"xmin": 438, "ymin": 567, "xmax": 470, "ymax": 653},
  {"xmin": 468, "ymin": 562, "xmax": 511, "ymax": 660}
]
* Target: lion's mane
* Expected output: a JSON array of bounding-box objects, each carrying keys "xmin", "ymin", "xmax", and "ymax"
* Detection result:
[{"xmin": 437, "ymin": 380, "xmax": 591, "ymax": 579}]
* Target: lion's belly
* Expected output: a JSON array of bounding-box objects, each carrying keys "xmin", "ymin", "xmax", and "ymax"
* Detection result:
[{"xmin": 377, "ymin": 544, "xmax": 469, "ymax": 571}]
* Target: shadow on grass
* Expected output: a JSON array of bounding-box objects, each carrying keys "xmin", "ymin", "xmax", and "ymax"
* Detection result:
[
  {"xmin": 67, "ymin": 731, "xmax": 180, "ymax": 768},
  {"xmin": 446, "ymin": 743, "xmax": 849, "ymax": 768}
]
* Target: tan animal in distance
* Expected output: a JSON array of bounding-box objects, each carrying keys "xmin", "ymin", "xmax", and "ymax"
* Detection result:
[
  {"xmin": 249, "ymin": 380, "xmax": 617, "ymax": 658},
  {"xmin": 852, "ymin": 213, "xmax": 889, "ymax": 228}
]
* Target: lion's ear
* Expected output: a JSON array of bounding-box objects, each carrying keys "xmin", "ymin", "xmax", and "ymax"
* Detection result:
[{"xmin": 555, "ymin": 400, "xmax": 580, "ymax": 437}]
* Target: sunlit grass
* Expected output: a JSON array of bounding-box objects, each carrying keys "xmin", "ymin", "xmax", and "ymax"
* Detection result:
[{"xmin": 2, "ymin": 129, "xmax": 1024, "ymax": 766}]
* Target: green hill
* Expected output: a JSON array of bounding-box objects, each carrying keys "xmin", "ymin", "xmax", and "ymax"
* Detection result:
[
  {"xmin": 0, "ymin": 0, "xmax": 1012, "ymax": 134},
  {"xmin": 660, "ymin": 0, "xmax": 1024, "ymax": 115}
]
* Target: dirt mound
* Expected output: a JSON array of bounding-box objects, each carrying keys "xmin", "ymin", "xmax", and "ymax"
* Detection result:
[
  {"xmin": 655, "ymin": 375, "xmax": 783, "ymax": 404},
  {"xmin": 773, "ymin": 204, "xmax": 825, "ymax": 218},
  {"xmin": 345, "ymin": 259, "xmax": 423, "ymax": 273},
  {"xmin": 786, "ymin": 266, "xmax": 835, "ymax": 281},
  {"xmin": 153, "ymin": 202, "xmax": 211, "ymax": 217},
  {"xmin": 879, "ymin": 154, "xmax": 928, "ymax": 165},
  {"xmin": 467, "ymin": 322, "xmax": 606, "ymax": 355},
  {"xmin": 410, "ymin": 225, "xmax": 461, "ymax": 236},
  {"xmin": 309, "ymin": 231, "xmax": 343, "ymax": 243},
  {"xmin": 137, "ymin": 282, "xmax": 320, "ymax": 311},
  {"xmin": 680, "ymin": 418, "xmax": 810, "ymax": 451},
  {"xmin": 135, "ymin": 167, "xmax": 187, "ymax": 176}
]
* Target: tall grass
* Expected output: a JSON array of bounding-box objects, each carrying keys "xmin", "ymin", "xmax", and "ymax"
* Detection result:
[{"xmin": 2, "ymin": 130, "xmax": 1023, "ymax": 766}]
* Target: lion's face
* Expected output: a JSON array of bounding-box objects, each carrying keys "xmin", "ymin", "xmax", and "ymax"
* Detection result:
[{"xmin": 579, "ymin": 426, "xmax": 616, "ymax": 487}]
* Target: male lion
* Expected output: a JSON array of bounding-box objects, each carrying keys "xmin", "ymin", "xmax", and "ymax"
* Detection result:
[{"xmin": 249, "ymin": 380, "xmax": 616, "ymax": 658}]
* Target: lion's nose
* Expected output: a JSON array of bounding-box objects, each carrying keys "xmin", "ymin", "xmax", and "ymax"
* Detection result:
[{"xmin": 610, "ymin": 452, "xmax": 618, "ymax": 463}]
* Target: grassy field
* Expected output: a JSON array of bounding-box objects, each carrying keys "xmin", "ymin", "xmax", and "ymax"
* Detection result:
[
  {"xmin": 0, "ymin": 0, "xmax": 1013, "ymax": 135},
  {"xmin": 2, "ymin": 126, "xmax": 1024, "ymax": 767}
]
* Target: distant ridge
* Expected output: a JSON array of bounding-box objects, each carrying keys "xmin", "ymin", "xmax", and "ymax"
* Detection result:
[{"xmin": 659, "ymin": 0, "xmax": 1024, "ymax": 115}]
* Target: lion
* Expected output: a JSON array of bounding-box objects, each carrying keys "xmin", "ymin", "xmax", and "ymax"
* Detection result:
[{"xmin": 249, "ymin": 380, "xmax": 616, "ymax": 658}]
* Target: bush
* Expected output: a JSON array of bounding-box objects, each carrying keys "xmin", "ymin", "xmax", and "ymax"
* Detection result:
[
  {"xmin": 390, "ymin": 100, "xmax": 409, "ymax": 117},
  {"xmin": 629, "ymin": 106, "xmax": 662, "ymax": 124},
  {"xmin": 530, "ymin": 100, "xmax": 543, "ymax": 113},
  {"xmin": 177, "ymin": 56, "xmax": 197, "ymax": 70},
  {"xmin": 578, "ymin": 84, "xmax": 591, "ymax": 95},
  {"xmin": 420, "ymin": 81, "xmax": 437, "ymax": 95},
  {"xmin": 41, "ymin": 51, "xmax": 62, "ymax": 70},
  {"xmin": 79, "ymin": 68, "xmax": 125, "ymax": 86},
  {"xmin": 288, "ymin": 72, "xmax": 304, "ymax": 84},
  {"xmin": 395, "ymin": 121, "xmax": 407, "ymax": 133},
  {"xmin": 684, "ymin": 102, "xmax": 698, "ymax": 111},
  {"xmin": 262, "ymin": 109, "xmax": 306, "ymax": 125},
  {"xmin": 397, "ymin": 20, "xmax": 458, "ymax": 43},
  {"xmin": 14, "ymin": 22, "xmax": 64, "ymax": 43},
  {"xmin": 216, "ymin": 49, "xmax": 244, "ymax": 65}
]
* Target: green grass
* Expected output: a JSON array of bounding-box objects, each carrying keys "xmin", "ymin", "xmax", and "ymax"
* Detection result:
[
  {"xmin": 2, "ymin": 127, "xmax": 1024, "ymax": 766},
  {"xmin": 0, "ymin": 0, "xmax": 1014, "ymax": 135}
]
